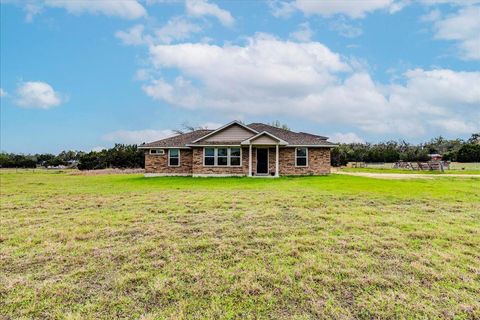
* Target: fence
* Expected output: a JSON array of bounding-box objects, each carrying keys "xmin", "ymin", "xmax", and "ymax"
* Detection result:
[{"xmin": 348, "ymin": 162, "xmax": 480, "ymax": 171}]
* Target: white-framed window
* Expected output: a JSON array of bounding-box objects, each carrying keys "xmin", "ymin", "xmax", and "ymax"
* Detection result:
[
  {"xmin": 230, "ymin": 148, "xmax": 241, "ymax": 166},
  {"xmin": 218, "ymin": 148, "xmax": 228, "ymax": 166},
  {"xmin": 203, "ymin": 147, "xmax": 242, "ymax": 167},
  {"xmin": 168, "ymin": 149, "xmax": 180, "ymax": 166},
  {"xmin": 295, "ymin": 147, "xmax": 308, "ymax": 167},
  {"xmin": 149, "ymin": 149, "xmax": 165, "ymax": 155},
  {"xmin": 204, "ymin": 148, "xmax": 215, "ymax": 166}
]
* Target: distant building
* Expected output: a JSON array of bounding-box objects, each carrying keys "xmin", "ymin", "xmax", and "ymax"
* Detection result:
[{"xmin": 428, "ymin": 154, "xmax": 442, "ymax": 161}]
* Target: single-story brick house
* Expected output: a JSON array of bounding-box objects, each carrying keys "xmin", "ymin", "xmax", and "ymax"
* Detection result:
[{"xmin": 139, "ymin": 121, "xmax": 337, "ymax": 177}]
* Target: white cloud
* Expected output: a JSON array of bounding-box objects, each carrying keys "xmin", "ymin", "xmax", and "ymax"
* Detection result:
[
  {"xmin": 0, "ymin": 88, "xmax": 7, "ymax": 97},
  {"xmin": 420, "ymin": 9, "xmax": 442, "ymax": 22},
  {"xmin": 23, "ymin": 2, "xmax": 43, "ymax": 22},
  {"xmin": 154, "ymin": 16, "xmax": 202, "ymax": 43},
  {"xmin": 329, "ymin": 18, "xmax": 363, "ymax": 38},
  {"xmin": 432, "ymin": 6, "xmax": 480, "ymax": 60},
  {"xmin": 420, "ymin": 0, "xmax": 480, "ymax": 5},
  {"xmin": 103, "ymin": 129, "xmax": 174, "ymax": 144},
  {"xmin": 44, "ymin": 0, "xmax": 146, "ymax": 19},
  {"xmin": 185, "ymin": 0, "xmax": 234, "ymax": 26},
  {"xmin": 430, "ymin": 119, "xmax": 477, "ymax": 134},
  {"xmin": 15, "ymin": 81, "xmax": 65, "ymax": 109},
  {"xmin": 200, "ymin": 122, "xmax": 222, "ymax": 129},
  {"xmin": 330, "ymin": 132, "xmax": 365, "ymax": 144},
  {"xmin": 274, "ymin": 0, "xmax": 403, "ymax": 19},
  {"xmin": 91, "ymin": 146, "xmax": 107, "ymax": 152},
  {"xmin": 116, "ymin": 17, "xmax": 202, "ymax": 46},
  {"xmin": 16, "ymin": 0, "xmax": 147, "ymax": 21},
  {"xmin": 115, "ymin": 24, "xmax": 146, "ymax": 45},
  {"xmin": 289, "ymin": 22, "xmax": 313, "ymax": 42},
  {"xmin": 139, "ymin": 34, "xmax": 480, "ymax": 137}
]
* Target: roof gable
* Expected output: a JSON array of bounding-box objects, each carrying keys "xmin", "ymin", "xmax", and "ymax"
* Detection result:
[
  {"xmin": 241, "ymin": 131, "xmax": 288, "ymax": 145},
  {"xmin": 192, "ymin": 120, "xmax": 258, "ymax": 143}
]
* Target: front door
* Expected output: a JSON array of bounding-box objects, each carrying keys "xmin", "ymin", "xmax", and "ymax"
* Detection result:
[{"xmin": 256, "ymin": 148, "xmax": 268, "ymax": 174}]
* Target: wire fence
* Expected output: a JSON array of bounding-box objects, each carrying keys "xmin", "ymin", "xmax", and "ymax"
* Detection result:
[{"xmin": 354, "ymin": 162, "xmax": 480, "ymax": 170}]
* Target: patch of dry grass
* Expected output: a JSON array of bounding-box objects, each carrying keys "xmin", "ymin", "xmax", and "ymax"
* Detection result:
[
  {"xmin": 69, "ymin": 168, "xmax": 145, "ymax": 175},
  {"xmin": 1, "ymin": 172, "xmax": 479, "ymax": 319}
]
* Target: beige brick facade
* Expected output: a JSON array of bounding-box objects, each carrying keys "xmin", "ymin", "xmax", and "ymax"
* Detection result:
[{"xmin": 145, "ymin": 147, "xmax": 331, "ymax": 176}]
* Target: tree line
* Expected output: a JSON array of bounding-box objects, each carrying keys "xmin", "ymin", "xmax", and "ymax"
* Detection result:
[
  {"xmin": 331, "ymin": 134, "xmax": 480, "ymax": 166},
  {"xmin": 0, "ymin": 144, "xmax": 144, "ymax": 170},
  {"xmin": 1, "ymin": 134, "xmax": 479, "ymax": 170}
]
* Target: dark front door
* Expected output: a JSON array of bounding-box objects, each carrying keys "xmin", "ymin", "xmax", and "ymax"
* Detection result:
[{"xmin": 256, "ymin": 149, "xmax": 268, "ymax": 174}]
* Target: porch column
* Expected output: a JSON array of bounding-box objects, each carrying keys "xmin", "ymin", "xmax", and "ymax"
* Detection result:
[
  {"xmin": 275, "ymin": 144, "xmax": 279, "ymax": 177},
  {"xmin": 248, "ymin": 144, "xmax": 252, "ymax": 176}
]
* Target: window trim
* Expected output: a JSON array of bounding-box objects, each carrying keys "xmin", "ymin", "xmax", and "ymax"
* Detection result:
[
  {"xmin": 203, "ymin": 147, "xmax": 242, "ymax": 167},
  {"xmin": 217, "ymin": 147, "xmax": 229, "ymax": 166},
  {"xmin": 168, "ymin": 148, "xmax": 180, "ymax": 167},
  {"xmin": 203, "ymin": 147, "xmax": 215, "ymax": 166},
  {"xmin": 149, "ymin": 149, "xmax": 165, "ymax": 155},
  {"xmin": 295, "ymin": 147, "xmax": 308, "ymax": 167},
  {"xmin": 229, "ymin": 147, "xmax": 241, "ymax": 167}
]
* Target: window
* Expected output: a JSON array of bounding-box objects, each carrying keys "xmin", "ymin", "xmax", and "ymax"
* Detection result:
[
  {"xmin": 296, "ymin": 148, "xmax": 308, "ymax": 167},
  {"xmin": 150, "ymin": 149, "xmax": 164, "ymax": 155},
  {"xmin": 230, "ymin": 148, "xmax": 241, "ymax": 166},
  {"xmin": 204, "ymin": 148, "xmax": 215, "ymax": 166},
  {"xmin": 217, "ymin": 148, "xmax": 228, "ymax": 166},
  {"xmin": 168, "ymin": 149, "xmax": 180, "ymax": 166},
  {"xmin": 203, "ymin": 147, "xmax": 242, "ymax": 166}
]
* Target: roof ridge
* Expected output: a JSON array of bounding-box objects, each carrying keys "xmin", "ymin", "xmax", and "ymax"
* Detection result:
[{"xmin": 247, "ymin": 122, "xmax": 297, "ymax": 133}]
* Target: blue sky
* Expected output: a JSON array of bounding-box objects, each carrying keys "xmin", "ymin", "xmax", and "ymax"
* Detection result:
[{"xmin": 1, "ymin": 0, "xmax": 479, "ymax": 153}]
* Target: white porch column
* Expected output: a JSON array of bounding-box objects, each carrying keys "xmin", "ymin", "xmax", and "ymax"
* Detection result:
[
  {"xmin": 248, "ymin": 144, "xmax": 252, "ymax": 176},
  {"xmin": 275, "ymin": 144, "xmax": 279, "ymax": 177}
]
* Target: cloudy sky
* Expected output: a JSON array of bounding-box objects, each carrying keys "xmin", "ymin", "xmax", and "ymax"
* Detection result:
[{"xmin": 1, "ymin": 0, "xmax": 479, "ymax": 153}]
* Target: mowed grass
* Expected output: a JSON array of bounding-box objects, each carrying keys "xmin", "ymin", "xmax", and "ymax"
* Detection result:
[
  {"xmin": 1, "ymin": 171, "xmax": 479, "ymax": 319},
  {"xmin": 340, "ymin": 167, "xmax": 480, "ymax": 175}
]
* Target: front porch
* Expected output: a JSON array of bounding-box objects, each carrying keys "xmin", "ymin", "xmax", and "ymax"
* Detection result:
[
  {"xmin": 243, "ymin": 131, "xmax": 288, "ymax": 177},
  {"xmin": 247, "ymin": 144, "xmax": 281, "ymax": 177}
]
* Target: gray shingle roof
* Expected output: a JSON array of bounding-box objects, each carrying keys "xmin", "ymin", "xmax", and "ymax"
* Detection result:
[
  {"xmin": 140, "ymin": 129, "xmax": 212, "ymax": 148},
  {"xmin": 140, "ymin": 123, "xmax": 336, "ymax": 148},
  {"xmin": 246, "ymin": 123, "xmax": 333, "ymax": 145}
]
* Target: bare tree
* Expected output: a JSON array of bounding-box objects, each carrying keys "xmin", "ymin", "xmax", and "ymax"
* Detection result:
[
  {"xmin": 270, "ymin": 120, "xmax": 290, "ymax": 130},
  {"xmin": 173, "ymin": 122, "xmax": 209, "ymax": 135}
]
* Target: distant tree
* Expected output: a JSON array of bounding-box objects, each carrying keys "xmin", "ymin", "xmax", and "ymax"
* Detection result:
[
  {"xmin": 457, "ymin": 144, "xmax": 480, "ymax": 162},
  {"xmin": 0, "ymin": 153, "xmax": 36, "ymax": 168},
  {"xmin": 35, "ymin": 154, "xmax": 55, "ymax": 166},
  {"xmin": 468, "ymin": 133, "xmax": 480, "ymax": 145},
  {"xmin": 77, "ymin": 144, "xmax": 143, "ymax": 170},
  {"xmin": 173, "ymin": 122, "xmax": 212, "ymax": 135},
  {"xmin": 270, "ymin": 120, "xmax": 290, "ymax": 130}
]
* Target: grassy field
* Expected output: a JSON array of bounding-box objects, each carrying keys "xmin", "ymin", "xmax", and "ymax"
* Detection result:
[
  {"xmin": 351, "ymin": 162, "xmax": 480, "ymax": 171},
  {"xmin": 340, "ymin": 167, "xmax": 480, "ymax": 175},
  {"xmin": 1, "ymin": 171, "xmax": 479, "ymax": 319}
]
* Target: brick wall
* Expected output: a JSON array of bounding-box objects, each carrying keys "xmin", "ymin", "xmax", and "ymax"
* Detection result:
[
  {"xmin": 251, "ymin": 147, "xmax": 330, "ymax": 176},
  {"xmin": 278, "ymin": 147, "xmax": 331, "ymax": 175},
  {"xmin": 144, "ymin": 149, "xmax": 192, "ymax": 175},
  {"xmin": 191, "ymin": 147, "xmax": 249, "ymax": 175},
  {"xmin": 144, "ymin": 147, "xmax": 331, "ymax": 176}
]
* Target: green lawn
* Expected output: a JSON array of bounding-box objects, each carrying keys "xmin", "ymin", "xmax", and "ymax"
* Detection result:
[{"xmin": 1, "ymin": 171, "xmax": 479, "ymax": 319}]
